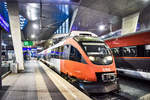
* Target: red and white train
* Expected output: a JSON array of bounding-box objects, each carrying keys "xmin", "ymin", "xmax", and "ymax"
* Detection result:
[
  {"xmin": 105, "ymin": 30, "xmax": 150, "ymax": 81},
  {"xmin": 39, "ymin": 31, "xmax": 119, "ymax": 93}
]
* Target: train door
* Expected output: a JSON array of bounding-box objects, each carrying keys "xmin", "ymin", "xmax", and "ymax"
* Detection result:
[
  {"xmin": 69, "ymin": 45, "xmax": 83, "ymax": 78},
  {"xmin": 61, "ymin": 45, "xmax": 70, "ymax": 74},
  {"xmin": 63, "ymin": 45, "xmax": 70, "ymax": 59}
]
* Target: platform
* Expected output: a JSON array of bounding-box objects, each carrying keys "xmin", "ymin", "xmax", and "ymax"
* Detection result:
[{"xmin": 0, "ymin": 60, "xmax": 91, "ymax": 100}]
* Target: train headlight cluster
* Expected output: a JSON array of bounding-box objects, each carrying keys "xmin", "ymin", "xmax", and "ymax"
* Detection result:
[{"xmin": 89, "ymin": 56, "xmax": 95, "ymax": 61}]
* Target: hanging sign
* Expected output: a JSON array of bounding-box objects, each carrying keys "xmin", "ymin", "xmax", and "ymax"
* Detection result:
[{"xmin": 0, "ymin": 14, "xmax": 9, "ymax": 32}]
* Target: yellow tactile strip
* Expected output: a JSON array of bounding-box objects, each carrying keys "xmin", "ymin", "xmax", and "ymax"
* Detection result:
[
  {"xmin": 39, "ymin": 61, "xmax": 92, "ymax": 100},
  {"xmin": 35, "ymin": 66, "xmax": 52, "ymax": 100}
]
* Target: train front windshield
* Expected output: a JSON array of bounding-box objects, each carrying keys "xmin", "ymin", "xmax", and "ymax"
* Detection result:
[{"xmin": 82, "ymin": 42, "xmax": 113, "ymax": 65}]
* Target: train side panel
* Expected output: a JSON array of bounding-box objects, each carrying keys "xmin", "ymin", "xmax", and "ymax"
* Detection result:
[
  {"xmin": 49, "ymin": 58, "xmax": 61, "ymax": 73},
  {"xmin": 105, "ymin": 30, "xmax": 150, "ymax": 81},
  {"xmin": 105, "ymin": 30, "xmax": 150, "ymax": 48},
  {"xmin": 60, "ymin": 60, "xmax": 96, "ymax": 81}
]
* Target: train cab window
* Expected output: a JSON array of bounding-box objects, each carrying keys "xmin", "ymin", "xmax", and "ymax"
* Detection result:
[
  {"xmin": 70, "ymin": 46, "xmax": 81, "ymax": 62},
  {"xmin": 82, "ymin": 42, "xmax": 113, "ymax": 65}
]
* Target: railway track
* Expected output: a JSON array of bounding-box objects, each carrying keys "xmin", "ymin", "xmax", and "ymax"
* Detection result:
[{"xmin": 89, "ymin": 91, "xmax": 131, "ymax": 100}]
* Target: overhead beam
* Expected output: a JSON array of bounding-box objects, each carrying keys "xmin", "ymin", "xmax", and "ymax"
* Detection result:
[{"xmin": 4, "ymin": 0, "xmax": 80, "ymax": 5}]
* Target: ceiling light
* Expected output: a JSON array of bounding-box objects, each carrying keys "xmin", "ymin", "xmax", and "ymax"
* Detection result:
[
  {"xmin": 33, "ymin": 24, "xmax": 38, "ymax": 29},
  {"xmin": 37, "ymin": 47, "xmax": 43, "ymax": 50},
  {"xmin": 143, "ymin": 0, "xmax": 149, "ymax": 2},
  {"xmin": 8, "ymin": 34, "xmax": 11, "ymax": 37},
  {"xmin": 2, "ymin": 42, "xmax": 6, "ymax": 46},
  {"xmin": 29, "ymin": 3, "xmax": 39, "ymax": 8},
  {"xmin": 98, "ymin": 25, "xmax": 105, "ymax": 31},
  {"xmin": 31, "ymin": 34, "xmax": 35, "ymax": 38}
]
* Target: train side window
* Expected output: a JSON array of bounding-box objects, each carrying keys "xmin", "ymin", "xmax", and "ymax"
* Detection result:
[
  {"xmin": 123, "ymin": 47, "xmax": 128, "ymax": 56},
  {"xmin": 53, "ymin": 48, "xmax": 56, "ymax": 58},
  {"xmin": 145, "ymin": 44, "xmax": 150, "ymax": 57},
  {"xmin": 55, "ymin": 47, "xmax": 59, "ymax": 59},
  {"xmin": 70, "ymin": 46, "xmax": 81, "ymax": 62},
  {"xmin": 130, "ymin": 47, "xmax": 137, "ymax": 57},
  {"xmin": 59, "ymin": 46, "xmax": 64, "ymax": 59},
  {"xmin": 62, "ymin": 45, "xmax": 70, "ymax": 59},
  {"xmin": 145, "ymin": 50, "xmax": 150, "ymax": 57},
  {"xmin": 117, "ymin": 46, "xmax": 137, "ymax": 57},
  {"xmin": 111, "ymin": 48, "xmax": 119, "ymax": 57},
  {"xmin": 61, "ymin": 46, "xmax": 64, "ymax": 58},
  {"xmin": 51, "ymin": 48, "xmax": 55, "ymax": 58}
]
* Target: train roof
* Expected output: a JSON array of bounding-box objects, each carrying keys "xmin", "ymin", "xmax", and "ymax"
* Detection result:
[
  {"xmin": 105, "ymin": 29, "xmax": 150, "ymax": 41},
  {"xmin": 105, "ymin": 29, "xmax": 150, "ymax": 48},
  {"xmin": 73, "ymin": 36, "xmax": 104, "ymax": 42},
  {"xmin": 69, "ymin": 31, "xmax": 98, "ymax": 37},
  {"xmin": 39, "ymin": 31, "xmax": 103, "ymax": 55}
]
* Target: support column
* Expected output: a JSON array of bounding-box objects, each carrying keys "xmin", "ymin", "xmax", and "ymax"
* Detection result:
[
  {"xmin": 7, "ymin": 2, "xmax": 24, "ymax": 70},
  {"xmin": 69, "ymin": 8, "xmax": 78, "ymax": 33}
]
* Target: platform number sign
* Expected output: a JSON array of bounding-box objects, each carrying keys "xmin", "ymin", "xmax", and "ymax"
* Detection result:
[{"xmin": 24, "ymin": 41, "xmax": 33, "ymax": 46}]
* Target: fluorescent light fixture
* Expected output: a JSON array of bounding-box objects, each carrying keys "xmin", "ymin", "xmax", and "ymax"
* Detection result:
[
  {"xmin": 100, "ymin": 35, "xmax": 105, "ymax": 39},
  {"xmin": 29, "ymin": 3, "xmax": 39, "ymax": 8},
  {"xmin": 26, "ymin": 4, "xmax": 38, "ymax": 21},
  {"xmin": 98, "ymin": 25, "xmax": 105, "ymax": 31},
  {"xmin": 31, "ymin": 34, "xmax": 35, "ymax": 38}
]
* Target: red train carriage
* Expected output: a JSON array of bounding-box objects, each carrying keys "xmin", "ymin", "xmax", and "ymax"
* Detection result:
[
  {"xmin": 39, "ymin": 31, "xmax": 119, "ymax": 93},
  {"xmin": 105, "ymin": 30, "xmax": 150, "ymax": 81}
]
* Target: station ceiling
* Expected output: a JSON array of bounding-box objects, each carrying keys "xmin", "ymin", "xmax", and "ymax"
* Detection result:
[
  {"xmin": 1, "ymin": 0, "xmax": 150, "ymax": 47},
  {"xmin": 73, "ymin": 0, "xmax": 150, "ymax": 36}
]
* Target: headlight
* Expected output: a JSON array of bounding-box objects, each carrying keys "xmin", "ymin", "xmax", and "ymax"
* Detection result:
[
  {"xmin": 102, "ymin": 56, "xmax": 113, "ymax": 64},
  {"xmin": 89, "ymin": 56, "xmax": 95, "ymax": 61},
  {"xmin": 105, "ymin": 56, "xmax": 113, "ymax": 61}
]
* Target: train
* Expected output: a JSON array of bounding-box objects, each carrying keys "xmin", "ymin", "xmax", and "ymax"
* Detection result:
[
  {"xmin": 105, "ymin": 30, "xmax": 150, "ymax": 81},
  {"xmin": 39, "ymin": 31, "xmax": 119, "ymax": 93}
]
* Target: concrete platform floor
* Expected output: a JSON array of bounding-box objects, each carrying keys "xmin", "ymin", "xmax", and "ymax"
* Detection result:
[{"xmin": 0, "ymin": 60, "xmax": 91, "ymax": 100}]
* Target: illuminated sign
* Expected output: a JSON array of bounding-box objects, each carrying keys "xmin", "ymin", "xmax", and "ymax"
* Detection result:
[
  {"xmin": 23, "ymin": 48, "xmax": 36, "ymax": 51},
  {"xmin": 24, "ymin": 41, "xmax": 33, "ymax": 46},
  {"xmin": 0, "ymin": 14, "xmax": 9, "ymax": 32}
]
